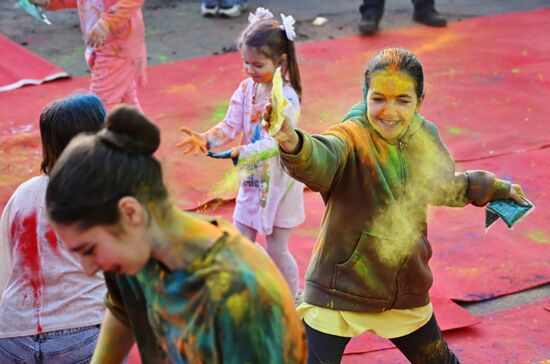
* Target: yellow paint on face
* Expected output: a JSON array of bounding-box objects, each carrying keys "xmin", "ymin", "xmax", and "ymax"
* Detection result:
[{"xmin": 366, "ymin": 70, "xmax": 420, "ymax": 140}]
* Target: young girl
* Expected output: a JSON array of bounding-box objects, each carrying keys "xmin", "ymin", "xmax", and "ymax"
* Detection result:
[
  {"xmin": 45, "ymin": 106, "xmax": 307, "ymax": 363},
  {"xmin": 0, "ymin": 94, "xmax": 107, "ymax": 363},
  {"xmin": 178, "ymin": 7, "xmax": 305, "ymax": 300},
  {"xmin": 264, "ymin": 47, "xmax": 528, "ymax": 363},
  {"xmin": 30, "ymin": 0, "xmax": 147, "ymax": 111}
]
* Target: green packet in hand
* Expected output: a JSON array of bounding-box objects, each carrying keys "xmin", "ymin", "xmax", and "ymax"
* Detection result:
[
  {"xmin": 16, "ymin": 0, "xmax": 51, "ymax": 25},
  {"xmin": 485, "ymin": 198, "xmax": 534, "ymax": 231}
]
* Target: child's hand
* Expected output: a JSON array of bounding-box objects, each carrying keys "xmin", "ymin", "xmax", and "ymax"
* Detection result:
[
  {"xmin": 262, "ymin": 103, "xmax": 301, "ymax": 154},
  {"xmin": 86, "ymin": 21, "xmax": 109, "ymax": 48},
  {"xmin": 230, "ymin": 146, "xmax": 242, "ymax": 159},
  {"xmin": 177, "ymin": 127, "xmax": 208, "ymax": 155},
  {"xmin": 509, "ymin": 184, "xmax": 529, "ymax": 206},
  {"xmin": 29, "ymin": 0, "xmax": 49, "ymax": 7}
]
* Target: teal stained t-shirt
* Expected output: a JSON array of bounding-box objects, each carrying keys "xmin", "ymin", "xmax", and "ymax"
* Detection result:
[{"xmin": 135, "ymin": 225, "xmax": 307, "ymax": 364}]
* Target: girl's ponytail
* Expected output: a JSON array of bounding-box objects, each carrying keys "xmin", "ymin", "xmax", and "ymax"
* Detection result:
[{"xmin": 285, "ymin": 39, "xmax": 302, "ymax": 100}]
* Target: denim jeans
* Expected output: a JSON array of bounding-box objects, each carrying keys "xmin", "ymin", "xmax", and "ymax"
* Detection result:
[
  {"xmin": 0, "ymin": 325, "xmax": 100, "ymax": 364},
  {"xmin": 203, "ymin": 0, "xmax": 245, "ymax": 7}
]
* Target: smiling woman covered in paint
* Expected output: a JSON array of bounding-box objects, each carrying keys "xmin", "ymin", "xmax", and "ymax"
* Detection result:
[
  {"xmin": 0, "ymin": 94, "xmax": 106, "ymax": 363},
  {"xmin": 45, "ymin": 106, "xmax": 307, "ymax": 363},
  {"xmin": 263, "ymin": 47, "xmax": 529, "ymax": 364}
]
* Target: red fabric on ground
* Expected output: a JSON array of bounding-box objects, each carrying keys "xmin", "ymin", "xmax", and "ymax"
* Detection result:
[
  {"xmin": 430, "ymin": 147, "xmax": 550, "ymax": 301},
  {"xmin": 0, "ymin": 34, "xmax": 69, "ymax": 92},
  {"xmin": 1, "ymin": 9, "xmax": 549, "ymax": 211},
  {"xmin": 343, "ymin": 297, "xmax": 550, "ymax": 363}
]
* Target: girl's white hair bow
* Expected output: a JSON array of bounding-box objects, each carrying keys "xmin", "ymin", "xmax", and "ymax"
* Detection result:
[
  {"xmin": 280, "ymin": 13, "xmax": 296, "ymax": 41},
  {"xmin": 248, "ymin": 7, "xmax": 274, "ymax": 23}
]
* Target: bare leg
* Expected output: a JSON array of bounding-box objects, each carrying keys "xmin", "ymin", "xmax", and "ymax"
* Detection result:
[
  {"xmin": 233, "ymin": 220, "xmax": 267, "ymax": 254},
  {"xmin": 266, "ymin": 226, "xmax": 299, "ymax": 296}
]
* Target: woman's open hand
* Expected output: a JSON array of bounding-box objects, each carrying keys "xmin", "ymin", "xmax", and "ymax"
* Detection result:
[
  {"xmin": 177, "ymin": 127, "xmax": 208, "ymax": 155},
  {"xmin": 262, "ymin": 103, "xmax": 301, "ymax": 154}
]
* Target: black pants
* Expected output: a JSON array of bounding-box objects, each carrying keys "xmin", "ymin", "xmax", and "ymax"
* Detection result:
[
  {"xmin": 305, "ymin": 313, "xmax": 460, "ymax": 364},
  {"xmin": 360, "ymin": 0, "xmax": 435, "ymax": 20}
]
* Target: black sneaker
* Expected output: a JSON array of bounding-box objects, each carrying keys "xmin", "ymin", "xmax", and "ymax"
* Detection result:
[
  {"xmin": 413, "ymin": 9, "xmax": 447, "ymax": 27},
  {"xmin": 358, "ymin": 15, "xmax": 379, "ymax": 35}
]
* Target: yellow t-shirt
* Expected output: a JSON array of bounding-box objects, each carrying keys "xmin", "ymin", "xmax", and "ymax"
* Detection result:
[{"xmin": 297, "ymin": 302, "xmax": 433, "ymax": 339}]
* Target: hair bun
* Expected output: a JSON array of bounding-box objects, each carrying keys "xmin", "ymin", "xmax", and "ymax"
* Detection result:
[{"xmin": 100, "ymin": 106, "xmax": 160, "ymax": 155}]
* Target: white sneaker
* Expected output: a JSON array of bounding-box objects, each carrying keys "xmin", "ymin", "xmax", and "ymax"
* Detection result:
[
  {"xmin": 201, "ymin": 3, "xmax": 218, "ymax": 17},
  {"xmin": 218, "ymin": 2, "xmax": 247, "ymax": 18}
]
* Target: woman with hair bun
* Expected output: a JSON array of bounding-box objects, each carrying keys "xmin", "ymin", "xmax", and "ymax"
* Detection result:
[{"xmin": 45, "ymin": 106, "xmax": 307, "ymax": 363}]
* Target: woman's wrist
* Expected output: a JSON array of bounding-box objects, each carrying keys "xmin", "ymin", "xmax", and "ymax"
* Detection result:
[{"xmin": 279, "ymin": 130, "xmax": 302, "ymax": 155}]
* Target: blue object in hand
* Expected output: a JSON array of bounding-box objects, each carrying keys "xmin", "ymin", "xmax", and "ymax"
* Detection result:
[
  {"xmin": 485, "ymin": 198, "xmax": 534, "ymax": 230},
  {"xmin": 207, "ymin": 149, "xmax": 238, "ymax": 166}
]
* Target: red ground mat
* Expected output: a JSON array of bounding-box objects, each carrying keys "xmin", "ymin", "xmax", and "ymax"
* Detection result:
[
  {"xmin": 1, "ymin": 9, "xmax": 549, "ymax": 211},
  {"xmin": 343, "ymin": 297, "xmax": 550, "ymax": 363},
  {"xmin": 0, "ymin": 34, "xmax": 69, "ymax": 92}
]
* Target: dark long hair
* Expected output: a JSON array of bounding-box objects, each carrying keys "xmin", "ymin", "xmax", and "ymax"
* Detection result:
[
  {"xmin": 46, "ymin": 106, "xmax": 168, "ymax": 229},
  {"xmin": 238, "ymin": 19, "xmax": 302, "ymax": 100},
  {"xmin": 40, "ymin": 93, "xmax": 106, "ymax": 174}
]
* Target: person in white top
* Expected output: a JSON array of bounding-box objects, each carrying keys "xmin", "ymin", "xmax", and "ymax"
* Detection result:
[
  {"xmin": 178, "ymin": 8, "xmax": 305, "ymax": 300},
  {"xmin": 0, "ymin": 94, "xmax": 107, "ymax": 363}
]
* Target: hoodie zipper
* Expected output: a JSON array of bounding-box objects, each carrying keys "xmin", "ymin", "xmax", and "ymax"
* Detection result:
[
  {"xmin": 397, "ymin": 139, "xmax": 407, "ymax": 196},
  {"xmin": 386, "ymin": 140, "xmax": 407, "ymax": 310}
]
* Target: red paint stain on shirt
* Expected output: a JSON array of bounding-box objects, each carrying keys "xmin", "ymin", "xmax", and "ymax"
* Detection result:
[
  {"xmin": 10, "ymin": 211, "xmax": 43, "ymax": 333},
  {"xmin": 45, "ymin": 227, "xmax": 60, "ymax": 256}
]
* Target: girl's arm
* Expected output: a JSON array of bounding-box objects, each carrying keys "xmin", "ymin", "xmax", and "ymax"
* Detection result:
[
  {"xmin": 0, "ymin": 197, "xmax": 14, "ymax": 295},
  {"xmin": 202, "ymin": 83, "xmax": 247, "ymax": 149},
  {"xmin": 461, "ymin": 171, "xmax": 526, "ymax": 206},
  {"xmin": 427, "ymin": 126, "xmax": 526, "ymax": 207},
  {"xmin": 177, "ymin": 82, "xmax": 246, "ymax": 155},
  {"xmin": 90, "ymin": 310, "xmax": 135, "ymax": 364},
  {"xmin": 263, "ymin": 100, "xmax": 350, "ymax": 193},
  {"xmin": 97, "ymin": 0, "xmax": 144, "ymax": 34},
  {"xmin": 279, "ymin": 125, "xmax": 350, "ymax": 193}
]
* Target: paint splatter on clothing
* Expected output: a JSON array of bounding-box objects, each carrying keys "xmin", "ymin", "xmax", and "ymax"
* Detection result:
[
  {"xmin": 104, "ymin": 272, "xmax": 168, "ymax": 363},
  {"xmin": 132, "ymin": 217, "xmax": 307, "ymax": 363},
  {"xmin": 0, "ymin": 175, "xmax": 105, "ymax": 338},
  {"xmin": 203, "ymin": 78, "xmax": 305, "ymax": 235},
  {"xmin": 47, "ymin": 0, "xmax": 147, "ymax": 110}
]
